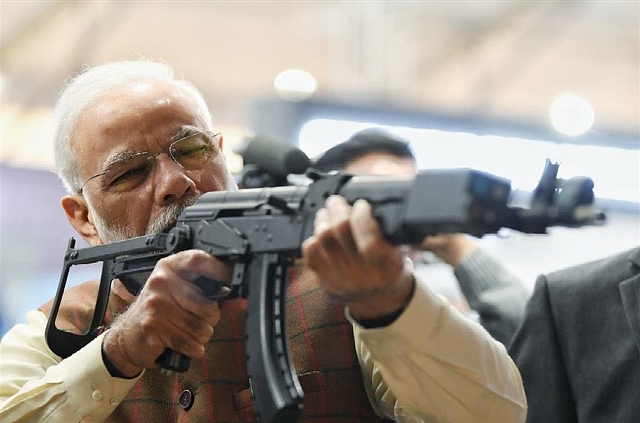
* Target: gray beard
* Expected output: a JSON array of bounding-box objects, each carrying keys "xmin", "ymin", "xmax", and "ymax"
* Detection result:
[{"xmin": 89, "ymin": 195, "xmax": 199, "ymax": 244}]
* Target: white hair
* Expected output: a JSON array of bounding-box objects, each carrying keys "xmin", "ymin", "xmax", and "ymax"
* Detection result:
[{"xmin": 52, "ymin": 60, "xmax": 213, "ymax": 194}]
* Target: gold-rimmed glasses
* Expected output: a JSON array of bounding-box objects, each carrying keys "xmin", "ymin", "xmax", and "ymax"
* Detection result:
[{"xmin": 78, "ymin": 131, "xmax": 221, "ymax": 194}]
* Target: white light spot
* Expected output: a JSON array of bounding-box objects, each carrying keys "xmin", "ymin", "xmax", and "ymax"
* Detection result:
[
  {"xmin": 273, "ymin": 69, "xmax": 317, "ymax": 102},
  {"xmin": 550, "ymin": 94, "xmax": 595, "ymax": 136}
]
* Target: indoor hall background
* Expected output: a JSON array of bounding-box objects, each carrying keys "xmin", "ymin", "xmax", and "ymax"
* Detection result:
[{"xmin": 1, "ymin": 1, "xmax": 638, "ymax": 336}]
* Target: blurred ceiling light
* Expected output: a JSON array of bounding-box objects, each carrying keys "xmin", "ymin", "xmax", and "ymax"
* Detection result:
[
  {"xmin": 550, "ymin": 94, "xmax": 595, "ymax": 137},
  {"xmin": 273, "ymin": 69, "xmax": 317, "ymax": 102}
]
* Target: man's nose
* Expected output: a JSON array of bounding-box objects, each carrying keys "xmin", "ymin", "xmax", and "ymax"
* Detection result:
[{"xmin": 152, "ymin": 154, "xmax": 196, "ymax": 205}]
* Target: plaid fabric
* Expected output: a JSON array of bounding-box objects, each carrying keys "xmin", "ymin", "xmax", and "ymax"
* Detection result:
[{"xmin": 39, "ymin": 264, "xmax": 392, "ymax": 422}]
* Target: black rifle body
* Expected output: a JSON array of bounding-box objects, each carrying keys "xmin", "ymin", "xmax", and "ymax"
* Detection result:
[{"xmin": 45, "ymin": 164, "xmax": 603, "ymax": 423}]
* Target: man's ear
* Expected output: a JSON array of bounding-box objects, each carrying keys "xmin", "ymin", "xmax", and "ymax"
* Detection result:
[{"xmin": 61, "ymin": 195, "xmax": 102, "ymax": 246}]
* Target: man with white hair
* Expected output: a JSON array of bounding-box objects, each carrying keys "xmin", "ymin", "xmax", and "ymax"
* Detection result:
[{"xmin": 0, "ymin": 60, "xmax": 526, "ymax": 422}]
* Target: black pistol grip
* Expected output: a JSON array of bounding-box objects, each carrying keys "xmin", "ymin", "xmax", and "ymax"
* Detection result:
[
  {"xmin": 156, "ymin": 349, "xmax": 191, "ymax": 374},
  {"xmin": 156, "ymin": 276, "xmax": 229, "ymax": 374}
]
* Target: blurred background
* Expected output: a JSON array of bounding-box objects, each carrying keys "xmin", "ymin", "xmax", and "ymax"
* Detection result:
[{"xmin": 1, "ymin": 1, "xmax": 638, "ymax": 336}]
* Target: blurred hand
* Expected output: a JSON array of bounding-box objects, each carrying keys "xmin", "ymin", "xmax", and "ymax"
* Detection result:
[
  {"xmin": 420, "ymin": 233, "xmax": 477, "ymax": 267},
  {"xmin": 302, "ymin": 196, "xmax": 414, "ymax": 322},
  {"xmin": 103, "ymin": 250, "xmax": 233, "ymax": 377}
]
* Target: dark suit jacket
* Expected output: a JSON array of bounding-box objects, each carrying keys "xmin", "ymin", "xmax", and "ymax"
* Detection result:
[{"xmin": 509, "ymin": 247, "xmax": 640, "ymax": 423}]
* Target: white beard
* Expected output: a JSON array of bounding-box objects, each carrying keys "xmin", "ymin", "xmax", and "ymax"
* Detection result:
[{"xmin": 87, "ymin": 195, "xmax": 199, "ymax": 244}]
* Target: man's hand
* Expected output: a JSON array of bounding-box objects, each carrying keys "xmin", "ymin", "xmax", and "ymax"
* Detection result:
[
  {"xmin": 301, "ymin": 195, "xmax": 414, "ymax": 322},
  {"xmin": 102, "ymin": 250, "xmax": 233, "ymax": 377}
]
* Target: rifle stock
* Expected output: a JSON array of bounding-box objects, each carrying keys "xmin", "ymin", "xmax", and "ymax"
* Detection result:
[{"xmin": 45, "ymin": 162, "xmax": 604, "ymax": 422}]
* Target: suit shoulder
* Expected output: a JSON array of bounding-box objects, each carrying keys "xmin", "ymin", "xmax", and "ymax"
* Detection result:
[{"xmin": 544, "ymin": 247, "xmax": 640, "ymax": 293}]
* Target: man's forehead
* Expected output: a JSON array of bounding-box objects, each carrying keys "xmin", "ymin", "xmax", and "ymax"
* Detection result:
[
  {"xmin": 88, "ymin": 82, "xmax": 195, "ymax": 118},
  {"xmin": 73, "ymin": 83, "xmax": 201, "ymax": 138},
  {"xmin": 70, "ymin": 83, "xmax": 205, "ymax": 171},
  {"xmin": 345, "ymin": 152, "xmax": 417, "ymax": 175}
]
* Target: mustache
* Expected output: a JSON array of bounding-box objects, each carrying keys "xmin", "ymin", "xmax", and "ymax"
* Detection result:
[{"xmin": 146, "ymin": 194, "xmax": 199, "ymax": 235}]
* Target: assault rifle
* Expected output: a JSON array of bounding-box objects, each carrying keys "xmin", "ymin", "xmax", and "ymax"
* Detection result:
[{"xmin": 46, "ymin": 160, "xmax": 604, "ymax": 423}]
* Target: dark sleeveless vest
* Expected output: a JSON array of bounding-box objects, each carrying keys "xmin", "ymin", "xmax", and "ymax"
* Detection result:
[{"xmin": 39, "ymin": 264, "xmax": 392, "ymax": 422}]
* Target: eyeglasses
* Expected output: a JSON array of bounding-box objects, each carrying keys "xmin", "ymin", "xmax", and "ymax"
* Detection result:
[{"xmin": 78, "ymin": 131, "xmax": 221, "ymax": 194}]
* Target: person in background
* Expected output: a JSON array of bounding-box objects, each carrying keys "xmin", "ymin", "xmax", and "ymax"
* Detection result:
[
  {"xmin": 0, "ymin": 61, "xmax": 526, "ymax": 423},
  {"xmin": 312, "ymin": 128, "xmax": 530, "ymax": 345},
  {"xmin": 509, "ymin": 246, "xmax": 640, "ymax": 422}
]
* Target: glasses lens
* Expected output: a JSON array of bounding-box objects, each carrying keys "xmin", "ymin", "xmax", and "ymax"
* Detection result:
[
  {"xmin": 170, "ymin": 133, "xmax": 219, "ymax": 169},
  {"xmin": 103, "ymin": 153, "xmax": 154, "ymax": 192}
]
